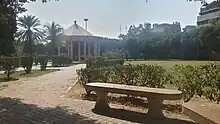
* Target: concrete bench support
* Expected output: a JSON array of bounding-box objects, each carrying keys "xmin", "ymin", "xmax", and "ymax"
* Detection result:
[
  {"xmin": 147, "ymin": 97, "xmax": 164, "ymax": 119},
  {"xmin": 94, "ymin": 91, "xmax": 109, "ymax": 112}
]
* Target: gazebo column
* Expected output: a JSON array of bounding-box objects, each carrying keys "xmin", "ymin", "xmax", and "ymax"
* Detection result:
[
  {"xmin": 71, "ymin": 41, "xmax": 73, "ymax": 59},
  {"xmin": 98, "ymin": 43, "xmax": 100, "ymax": 56},
  {"xmin": 58, "ymin": 44, "xmax": 61, "ymax": 56},
  {"xmin": 78, "ymin": 41, "xmax": 81, "ymax": 61},
  {"xmin": 67, "ymin": 41, "xmax": 70, "ymax": 57},
  {"xmin": 94, "ymin": 43, "xmax": 97, "ymax": 57},
  {"xmin": 84, "ymin": 41, "xmax": 86, "ymax": 59},
  {"xmin": 88, "ymin": 43, "xmax": 91, "ymax": 56}
]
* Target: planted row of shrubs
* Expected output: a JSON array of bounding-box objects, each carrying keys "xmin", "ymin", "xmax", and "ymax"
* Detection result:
[
  {"xmin": 85, "ymin": 57, "xmax": 124, "ymax": 68},
  {"xmin": 77, "ymin": 62, "xmax": 220, "ymax": 104},
  {"xmin": 0, "ymin": 55, "xmax": 72, "ymax": 81}
]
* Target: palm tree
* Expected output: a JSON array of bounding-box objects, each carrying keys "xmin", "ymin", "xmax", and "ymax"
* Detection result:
[
  {"xmin": 44, "ymin": 21, "xmax": 63, "ymax": 56},
  {"xmin": 16, "ymin": 15, "xmax": 45, "ymax": 55}
]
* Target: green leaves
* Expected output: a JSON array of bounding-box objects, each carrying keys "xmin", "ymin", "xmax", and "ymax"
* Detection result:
[
  {"xmin": 77, "ymin": 63, "xmax": 169, "ymax": 93},
  {"xmin": 0, "ymin": 57, "xmax": 20, "ymax": 80},
  {"xmin": 171, "ymin": 63, "xmax": 220, "ymax": 103}
]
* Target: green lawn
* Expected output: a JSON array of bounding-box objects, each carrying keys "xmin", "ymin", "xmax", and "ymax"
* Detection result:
[
  {"xmin": 125, "ymin": 60, "xmax": 220, "ymax": 70},
  {"xmin": 0, "ymin": 69, "xmax": 59, "ymax": 82}
]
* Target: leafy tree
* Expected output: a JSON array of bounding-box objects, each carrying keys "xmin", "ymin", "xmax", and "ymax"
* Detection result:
[
  {"xmin": 0, "ymin": 0, "xmax": 59, "ymax": 56},
  {"xmin": 125, "ymin": 39, "xmax": 140, "ymax": 60},
  {"xmin": 16, "ymin": 15, "xmax": 45, "ymax": 55},
  {"xmin": 44, "ymin": 21, "xmax": 63, "ymax": 56}
]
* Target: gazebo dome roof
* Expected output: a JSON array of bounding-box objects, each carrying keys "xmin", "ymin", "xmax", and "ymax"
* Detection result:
[{"xmin": 64, "ymin": 21, "xmax": 93, "ymax": 36}]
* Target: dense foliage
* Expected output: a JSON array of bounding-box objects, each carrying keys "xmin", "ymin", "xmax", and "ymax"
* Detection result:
[
  {"xmin": 38, "ymin": 55, "xmax": 49, "ymax": 71},
  {"xmin": 85, "ymin": 57, "xmax": 124, "ymax": 68},
  {"xmin": 0, "ymin": 57, "xmax": 20, "ymax": 80},
  {"xmin": 116, "ymin": 22, "xmax": 215, "ymax": 60},
  {"xmin": 44, "ymin": 21, "xmax": 63, "ymax": 56},
  {"xmin": 52, "ymin": 56, "xmax": 72, "ymax": 67},
  {"xmin": 171, "ymin": 63, "xmax": 220, "ymax": 103},
  {"xmin": 78, "ymin": 58, "xmax": 220, "ymax": 104},
  {"xmin": 20, "ymin": 56, "xmax": 34, "ymax": 74}
]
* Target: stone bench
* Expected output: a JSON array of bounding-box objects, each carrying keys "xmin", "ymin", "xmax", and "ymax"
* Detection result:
[
  {"xmin": 86, "ymin": 82, "xmax": 182, "ymax": 119},
  {"xmin": 182, "ymin": 101, "xmax": 220, "ymax": 124}
]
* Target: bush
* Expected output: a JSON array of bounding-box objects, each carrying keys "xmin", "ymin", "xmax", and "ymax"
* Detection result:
[
  {"xmin": 52, "ymin": 56, "xmax": 72, "ymax": 67},
  {"xmin": 77, "ymin": 64, "xmax": 169, "ymax": 95},
  {"xmin": 20, "ymin": 56, "xmax": 33, "ymax": 74},
  {"xmin": 85, "ymin": 57, "xmax": 124, "ymax": 68},
  {"xmin": 199, "ymin": 64, "xmax": 220, "ymax": 104},
  {"xmin": 111, "ymin": 64, "xmax": 139, "ymax": 85},
  {"xmin": 105, "ymin": 59, "xmax": 124, "ymax": 67},
  {"xmin": 85, "ymin": 57, "xmax": 105, "ymax": 68},
  {"xmin": 111, "ymin": 64, "xmax": 168, "ymax": 87},
  {"xmin": 102, "ymin": 50, "xmax": 124, "ymax": 59},
  {"xmin": 34, "ymin": 57, "xmax": 39, "ymax": 65},
  {"xmin": 171, "ymin": 65, "xmax": 203, "ymax": 102},
  {"xmin": 0, "ymin": 57, "xmax": 20, "ymax": 80},
  {"xmin": 77, "ymin": 68, "xmax": 91, "ymax": 95},
  {"xmin": 136, "ymin": 64, "xmax": 168, "ymax": 88},
  {"xmin": 171, "ymin": 63, "xmax": 220, "ymax": 103},
  {"xmin": 38, "ymin": 55, "xmax": 49, "ymax": 71}
]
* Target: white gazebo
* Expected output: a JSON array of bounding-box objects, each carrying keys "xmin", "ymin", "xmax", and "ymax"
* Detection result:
[{"xmin": 58, "ymin": 21, "xmax": 101, "ymax": 61}]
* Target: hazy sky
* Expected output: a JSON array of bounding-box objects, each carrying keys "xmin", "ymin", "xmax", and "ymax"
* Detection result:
[{"xmin": 23, "ymin": 0, "xmax": 214, "ymax": 38}]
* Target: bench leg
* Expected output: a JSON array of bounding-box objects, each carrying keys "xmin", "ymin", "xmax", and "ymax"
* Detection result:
[
  {"xmin": 147, "ymin": 97, "xmax": 165, "ymax": 119},
  {"xmin": 94, "ymin": 91, "xmax": 109, "ymax": 112}
]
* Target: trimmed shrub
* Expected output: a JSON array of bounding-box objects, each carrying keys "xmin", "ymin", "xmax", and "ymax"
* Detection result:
[
  {"xmin": 85, "ymin": 57, "xmax": 105, "ymax": 68},
  {"xmin": 111, "ymin": 64, "xmax": 139, "ymax": 85},
  {"xmin": 20, "ymin": 56, "xmax": 33, "ymax": 74},
  {"xmin": 171, "ymin": 63, "xmax": 220, "ymax": 103},
  {"xmin": 199, "ymin": 64, "xmax": 220, "ymax": 104},
  {"xmin": 102, "ymin": 50, "xmax": 124, "ymax": 59},
  {"xmin": 105, "ymin": 59, "xmax": 124, "ymax": 66},
  {"xmin": 171, "ymin": 65, "xmax": 202, "ymax": 102},
  {"xmin": 136, "ymin": 64, "xmax": 168, "ymax": 88},
  {"xmin": 77, "ymin": 64, "xmax": 169, "ymax": 95},
  {"xmin": 0, "ymin": 57, "xmax": 20, "ymax": 80},
  {"xmin": 52, "ymin": 56, "xmax": 72, "ymax": 67},
  {"xmin": 38, "ymin": 55, "xmax": 49, "ymax": 71},
  {"xmin": 85, "ymin": 57, "xmax": 124, "ymax": 68},
  {"xmin": 34, "ymin": 57, "xmax": 39, "ymax": 65}
]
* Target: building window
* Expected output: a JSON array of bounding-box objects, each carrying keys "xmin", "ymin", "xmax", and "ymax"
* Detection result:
[{"xmin": 197, "ymin": 20, "xmax": 209, "ymax": 25}]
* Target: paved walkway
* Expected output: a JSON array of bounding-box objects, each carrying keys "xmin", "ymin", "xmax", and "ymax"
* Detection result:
[{"xmin": 0, "ymin": 64, "xmax": 194, "ymax": 124}]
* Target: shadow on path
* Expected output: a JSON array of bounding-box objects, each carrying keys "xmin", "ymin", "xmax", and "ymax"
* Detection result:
[
  {"xmin": 92, "ymin": 108, "xmax": 195, "ymax": 124},
  {"xmin": 83, "ymin": 93, "xmax": 182, "ymax": 113},
  {"xmin": 0, "ymin": 97, "xmax": 96, "ymax": 124}
]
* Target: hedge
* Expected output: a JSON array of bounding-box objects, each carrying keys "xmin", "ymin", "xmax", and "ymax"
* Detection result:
[
  {"xmin": 171, "ymin": 63, "xmax": 220, "ymax": 103},
  {"xmin": 78, "ymin": 58, "xmax": 220, "ymax": 103},
  {"xmin": 20, "ymin": 56, "xmax": 33, "ymax": 74},
  {"xmin": 77, "ymin": 64, "xmax": 168, "ymax": 95},
  {"xmin": 52, "ymin": 56, "xmax": 72, "ymax": 67},
  {"xmin": 85, "ymin": 57, "xmax": 124, "ymax": 68},
  {"xmin": 0, "ymin": 57, "xmax": 20, "ymax": 80},
  {"xmin": 38, "ymin": 55, "xmax": 49, "ymax": 71}
]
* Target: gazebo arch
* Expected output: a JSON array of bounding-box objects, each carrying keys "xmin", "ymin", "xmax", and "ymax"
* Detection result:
[{"xmin": 59, "ymin": 21, "xmax": 101, "ymax": 61}]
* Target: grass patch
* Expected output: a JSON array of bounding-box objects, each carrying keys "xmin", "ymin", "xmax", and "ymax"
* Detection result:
[{"xmin": 0, "ymin": 69, "xmax": 59, "ymax": 82}]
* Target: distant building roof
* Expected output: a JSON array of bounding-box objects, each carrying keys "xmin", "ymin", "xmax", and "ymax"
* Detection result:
[{"xmin": 64, "ymin": 21, "xmax": 93, "ymax": 36}]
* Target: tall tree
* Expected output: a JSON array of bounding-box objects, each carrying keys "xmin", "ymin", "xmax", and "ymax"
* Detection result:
[
  {"xmin": 44, "ymin": 21, "xmax": 63, "ymax": 55},
  {"xmin": 16, "ymin": 15, "xmax": 44, "ymax": 55}
]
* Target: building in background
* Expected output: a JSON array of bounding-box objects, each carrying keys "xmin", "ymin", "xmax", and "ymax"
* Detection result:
[
  {"xmin": 152, "ymin": 22, "xmax": 181, "ymax": 34},
  {"xmin": 197, "ymin": 0, "xmax": 220, "ymax": 28},
  {"xmin": 183, "ymin": 25, "xmax": 197, "ymax": 32}
]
